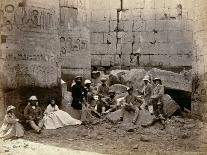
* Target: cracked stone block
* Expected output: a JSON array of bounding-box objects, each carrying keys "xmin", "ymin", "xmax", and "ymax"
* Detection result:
[
  {"xmin": 157, "ymin": 43, "xmax": 173, "ymax": 55},
  {"xmin": 103, "ymin": 32, "xmax": 116, "ymax": 44},
  {"xmin": 61, "ymin": 53, "xmax": 90, "ymax": 68},
  {"xmin": 176, "ymin": 43, "xmax": 193, "ymax": 55},
  {"xmin": 91, "ymin": 55, "xmax": 102, "ymax": 66},
  {"xmin": 119, "ymin": 10, "xmax": 132, "ymax": 21},
  {"xmin": 155, "ymin": 20, "xmax": 168, "ymax": 31},
  {"xmin": 149, "ymin": 55, "xmax": 165, "ymax": 66},
  {"xmin": 155, "ymin": 31, "xmax": 168, "ymax": 43},
  {"xmin": 141, "ymin": 43, "xmax": 159, "ymax": 54},
  {"xmin": 114, "ymin": 54, "xmax": 121, "ymax": 65},
  {"xmin": 132, "ymin": 43, "xmax": 142, "ymax": 54},
  {"xmin": 91, "ymin": 43, "xmax": 108, "ymax": 54},
  {"xmin": 131, "ymin": 9, "xmax": 141, "ymax": 19},
  {"xmin": 121, "ymin": 55, "xmax": 132, "ymax": 66},
  {"xmin": 141, "ymin": 9, "xmax": 156, "ymax": 20},
  {"xmin": 133, "ymin": 32, "xmax": 140, "ymax": 43},
  {"xmin": 90, "ymin": 33, "xmax": 104, "ymax": 44},
  {"xmin": 100, "ymin": 54, "xmax": 114, "ymax": 66},
  {"xmin": 109, "ymin": 20, "xmax": 118, "ymax": 32},
  {"xmin": 91, "ymin": 10, "xmax": 109, "ymax": 21},
  {"xmin": 155, "ymin": 9, "xmax": 169, "ymax": 20},
  {"xmin": 119, "ymin": 43, "xmax": 133, "ymax": 54},
  {"xmin": 133, "ymin": 20, "xmax": 145, "ymax": 32},
  {"xmin": 107, "ymin": 44, "xmax": 117, "ymax": 55},
  {"xmin": 168, "ymin": 31, "xmax": 193, "ymax": 43},
  {"xmin": 118, "ymin": 32, "xmax": 133, "ymax": 44},
  {"xmin": 140, "ymin": 55, "xmax": 150, "ymax": 66},
  {"xmin": 119, "ymin": 20, "xmax": 133, "ymax": 32},
  {"xmin": 90, "ymin": 21, "xmax": 109, "ymax": 32},
  {"xmin": 140, "ymin": 31, "xmax": 155, "ymax": 43},
  {"xmin": 109, "ymin": 9, "xmax": 118, "ymax": 21},
  {"xmin": 173, "ymin": 55, "xmax": 192, "ymax": 67},
  {"xmin": 145, "ymin": 20, "xmax": 156, "ymax": 31}
]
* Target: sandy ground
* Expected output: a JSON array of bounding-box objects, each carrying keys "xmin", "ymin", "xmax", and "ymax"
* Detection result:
[{"xmin": 1, "ymin": 116, "xmax": 206, "ymax": 155}]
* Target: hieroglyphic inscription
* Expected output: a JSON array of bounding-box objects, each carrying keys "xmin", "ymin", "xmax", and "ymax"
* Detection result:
[
  {"xmin": 14, "ymin": 7, "xmax": 55, "ymax": 32},
  {"xmin": 0, "ymin": 4, "xmax": 56, "ymax": 33},
  {"xmin": 59, "ymin": 36, "xmax": 88, "ymax": 55}
]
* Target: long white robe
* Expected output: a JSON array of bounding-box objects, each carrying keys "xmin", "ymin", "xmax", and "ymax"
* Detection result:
[
  {"xmin": 43, "ymin": 104, "xmax": 81, "ymax": 129},
  {"xmin": 0, "ymin": 113, "xmax": 24, "ymax": 139}
]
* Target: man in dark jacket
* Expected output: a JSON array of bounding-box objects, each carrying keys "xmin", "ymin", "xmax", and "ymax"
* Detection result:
[{"xmin": 71, "ymin": 76, "xmax": 85, "ymax": 110}]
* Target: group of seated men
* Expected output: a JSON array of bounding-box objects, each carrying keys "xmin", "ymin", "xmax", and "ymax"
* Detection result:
[{"xmin": 71, "ymin": 74, "xmax": 166, "ymax": 130}]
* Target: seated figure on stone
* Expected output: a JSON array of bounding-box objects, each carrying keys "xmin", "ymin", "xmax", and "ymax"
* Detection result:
[
  {"xmin": 0, "ymin": 105, "xmax": 24, "ymax": 140},
  {"xmin": 119, "ymin": 87, "xmax": 143, "ymax": 124},
  {"xmin": 142, "ymin": 77, "xmax": 166, "ymax": 130},
  {"xmin": 24, "ymin": 96, "xmax": 43, "ymax": 134},
  {"xmin": 43, "ymin": 97, "xmax": 81, "ymax": 129},
  {"xmin": 97, "ymin": 77, "xmax": 109, "ymax": 97},
  {"xmin": 137, "ymin": 75, "xmax": 153, "ymax": 114},
  {"xmin": 80, "ymin": 79, "xmax": 97, "ymax": 125},
  {"xmin": 94, "ymin": 94, "xmax": 109, "ymax": 116},
  {"xmin": 104, "ymin": 90, "xmax": 118, "ymax": 114}
]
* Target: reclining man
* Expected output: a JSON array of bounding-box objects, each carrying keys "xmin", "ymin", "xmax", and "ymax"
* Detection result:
[{"xmin": 119, "ymin": 87, "xmax": 142, "ymax": 124}]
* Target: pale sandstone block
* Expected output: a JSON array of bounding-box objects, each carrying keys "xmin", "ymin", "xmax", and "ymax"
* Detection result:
[
  {"xmin": 141, "ymin": 9, "xmax": 156, "ymax": 20},
  {"xmin": 133, "ymin": 20, "xmax": 146, "ymax": 31},
  {"xmin": 155, "ymin": 31, "xmax": 168, "ymax": 43},
  {"xmin": 90, "ymin": 33, "xmax": 104, "ymax": 44},
  {"xmin": 90, "ymin": 21, "xmax": 109, "ymax": 32},
  {"xmin": 91, "ymin": 54, "xmax": 102, "ymax": 66},
  {"xmin": 140, "ymin": 31, "xmax": 155, "ymax": 43}
]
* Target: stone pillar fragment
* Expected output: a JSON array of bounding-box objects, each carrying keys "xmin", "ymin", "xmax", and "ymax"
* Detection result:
[{"xmin": 0, "ymin": 0, "xmax": 61, "ymax": 121}]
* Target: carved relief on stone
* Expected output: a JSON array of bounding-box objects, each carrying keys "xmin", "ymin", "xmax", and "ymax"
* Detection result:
[
  {"xmin": 14, "ymin": 6, "xmax": 55, "ymax": 32},
  {"xmin": 72, "ymin": 38, "xmax": 80, "ymax": 51}
]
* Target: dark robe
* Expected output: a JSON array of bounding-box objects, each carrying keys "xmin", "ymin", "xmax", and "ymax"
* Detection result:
[{"xmin": 71, "ymin": 83, "xmax": 85, "ymax": 110}]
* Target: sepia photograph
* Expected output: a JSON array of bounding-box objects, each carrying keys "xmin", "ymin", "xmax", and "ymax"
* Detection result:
[{"xmin": 0, "ymin": 0, "xmax": 207, "ymax": 154}]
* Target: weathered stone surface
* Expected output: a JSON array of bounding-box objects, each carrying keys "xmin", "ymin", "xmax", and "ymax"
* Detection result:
[
  {"xmin": 163, "ymin": 94, "xmax": 180, "ymax": 117},
  {"xmin": 107, "ymin": 109, "xmax": 154, "ymax": 125},
  {"xmin": 90, "ymin": 21, "xmax": 109, "ymax": 32},
  {"xmin": 0, "ymin": 0, "xmax": 60, "ymax": 88},
  {"xmin": 110, "ymin": 84, "xmax": 129, "ymax": 94}
]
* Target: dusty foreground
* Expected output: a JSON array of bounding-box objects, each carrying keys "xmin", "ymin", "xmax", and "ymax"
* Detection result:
[{"xmin": 1, "ymin": 117, "xmax": 207, "ymax": 155}]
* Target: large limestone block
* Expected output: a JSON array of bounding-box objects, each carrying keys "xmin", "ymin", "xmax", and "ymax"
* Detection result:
[
  {"xmin": 148, "ymin": 68, "xmax": 192, "ymax": 92},
  {"xmin": 107, "ymin": 109, "xmax": 154, "ymax": 125},
  {"xmin": 163, "ymin": 94, "xmax": 180, "ymax": 117}
]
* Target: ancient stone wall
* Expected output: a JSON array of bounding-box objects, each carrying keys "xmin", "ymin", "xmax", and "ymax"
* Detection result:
[
  {"xmin": 59, "ymin": 0, "xmax": 91, "ymax": 86},
  {"xmin": 89, "ymin": 0, "xmax": 193, "ymax": 69}
]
